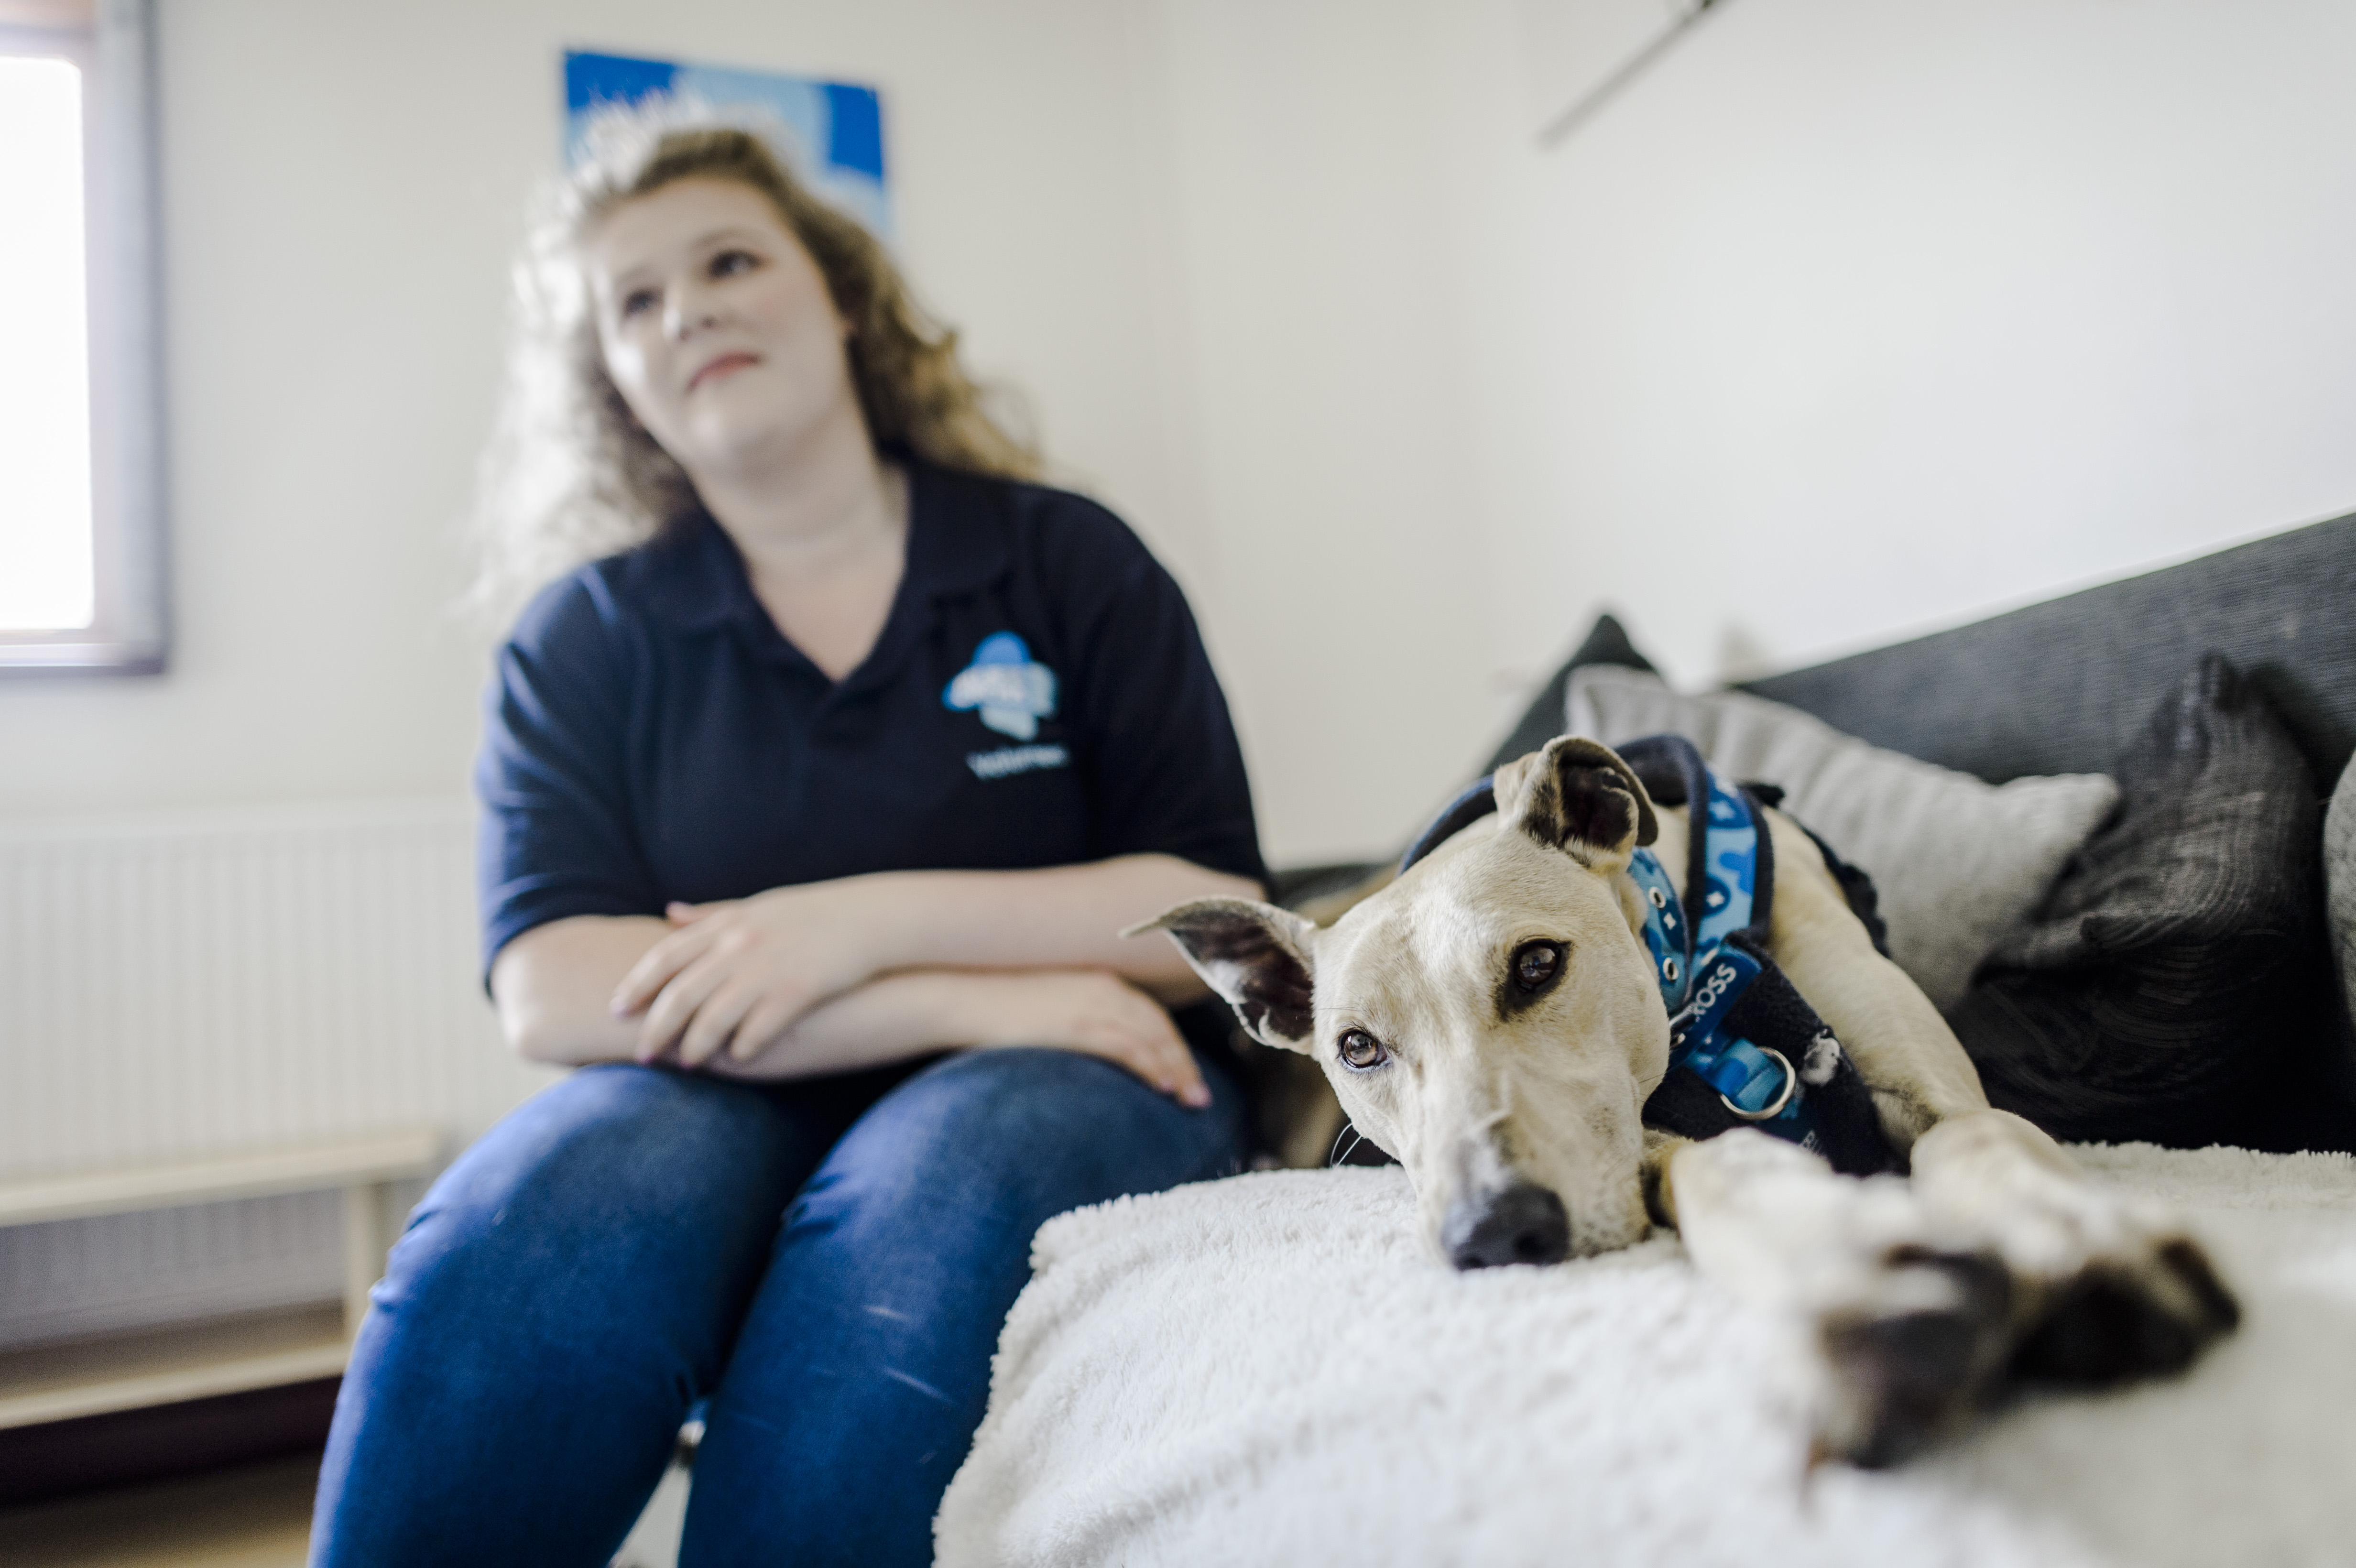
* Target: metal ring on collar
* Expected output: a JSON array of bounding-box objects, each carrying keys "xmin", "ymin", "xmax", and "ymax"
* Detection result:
[{"xmin": 1721, "ymin": 1046, "xmax": 1797, "ymax": 1122}]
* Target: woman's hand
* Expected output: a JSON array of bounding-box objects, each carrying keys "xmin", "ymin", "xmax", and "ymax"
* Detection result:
[
  {"xmin": 612, "ymin": 885, "xmax": 894, "ymax": 1066},
  {"xmin": 956, "ymin": 969, "xmax": 1211, "ymax": 1107}
]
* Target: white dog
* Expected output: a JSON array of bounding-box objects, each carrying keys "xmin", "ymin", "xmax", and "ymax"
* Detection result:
[{"xmin": 1138, "ymin": 734, "xmax": 2237, "ymax": 1465}]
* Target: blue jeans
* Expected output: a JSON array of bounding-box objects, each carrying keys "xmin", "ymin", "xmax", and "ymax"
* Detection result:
[{"xmin": 309, "ymin": 1044, "xmax": 1244, "ymax": 1566}]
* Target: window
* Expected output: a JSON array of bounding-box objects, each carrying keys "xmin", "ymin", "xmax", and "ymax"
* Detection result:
[{"xmin": 1, "ymin": 0, "xmax": 165, "ymax": 672}]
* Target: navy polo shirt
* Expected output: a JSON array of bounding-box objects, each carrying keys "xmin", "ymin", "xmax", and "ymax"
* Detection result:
[{"xmin": 475, "ymin": 459, "xmax": 1265, "ymax": 972}]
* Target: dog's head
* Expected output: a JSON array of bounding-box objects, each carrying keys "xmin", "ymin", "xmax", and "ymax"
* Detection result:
[{"xmin": 1140, "ymin": 736, "xmax": 1672, "ymax": 1269}]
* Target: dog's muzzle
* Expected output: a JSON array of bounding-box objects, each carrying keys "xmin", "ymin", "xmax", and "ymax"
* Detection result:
[{"xmin": 1442, "ymin": 1182, "xmax": 1570, "ymax": 1270}]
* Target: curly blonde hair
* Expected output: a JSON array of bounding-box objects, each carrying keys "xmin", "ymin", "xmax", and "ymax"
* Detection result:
[{"xmin": 471, "ymin": 97, "xmax": 1039, "ymax": 624}]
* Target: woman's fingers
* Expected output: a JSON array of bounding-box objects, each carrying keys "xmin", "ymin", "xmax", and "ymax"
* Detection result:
[
  {"xmin": 1170, "ymin": 1056, "xmax": 1212, "ymax": 1108},
  {"xmin": 730, "ymin": 997, "xmax": 801, "ymax": 1063},
  {"xmin": 612, "ymin": 917, "xmax": 726, "ymax": 1017},
  {"xmin": 1073, "ymin": 978, "xmax": 1208, "ymax": 1107},
  {"xmin": 1131, "ymin": 998, "xmax": 1209, "ymax": 1105},
  {"xmin": 674, "ymin": 980, "xmax": 762, "ymax": 1068},
  {"xmin": 1151, "ymin": 1029, "xmax": 1212, "ymax": 1108},
  {"xmin": 622, "ymin": 900, "xmax": 850, "ymax": 1063},
  {"xmin": 633, "ymin": 949, "xmax": 741, "ymax": 1060}
]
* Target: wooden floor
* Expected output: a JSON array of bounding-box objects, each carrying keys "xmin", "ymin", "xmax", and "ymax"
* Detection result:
[
  {"xmin": 0, "ymin": 1452, "xmax": 316, "ymax": 1568},
  {"xmin": 0, "ymin": 1452, "xmax": 690, "ymax": 1568},
  {"xmin": 0, "ymin": 1448, "xmax": 690, "ymax": 1568}
]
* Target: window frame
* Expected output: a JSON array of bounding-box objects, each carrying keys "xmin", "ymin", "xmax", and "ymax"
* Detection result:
[{"xmin": 0, "ymin": 0, "xmax": 168, "ymax": 675}]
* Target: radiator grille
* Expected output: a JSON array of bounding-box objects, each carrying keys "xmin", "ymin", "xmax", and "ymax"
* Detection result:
[{"xmin": 0, "ymin": 800, "xmax": 558, "ymax": 1350}]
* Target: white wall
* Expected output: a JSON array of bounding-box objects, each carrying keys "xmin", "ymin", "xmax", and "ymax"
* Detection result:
[
  {"xmin": 1477, "ymin": 0, "xmax": 2356, "ymax": 682},
  {"xmin": 1135, "ymin": 0, "xmax": 1510, "ymax": 865},
  {"xmin": 1142, "ymin": 0, "xmax": 2356, "ymax": 862},
  {"xmin": 0, "ymin": 0, "xmax": 1203, "ymax": 820}
]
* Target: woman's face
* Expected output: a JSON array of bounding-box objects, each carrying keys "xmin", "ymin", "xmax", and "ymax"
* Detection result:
[{"xmin": 584, "ymin": 176, "xmax": 857, "ymax": 481}]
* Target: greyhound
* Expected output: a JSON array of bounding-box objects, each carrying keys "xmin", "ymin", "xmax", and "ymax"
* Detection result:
[{"xmin": 1135, "ymin": 734, "xmax": 2238, "ymax": 1465}]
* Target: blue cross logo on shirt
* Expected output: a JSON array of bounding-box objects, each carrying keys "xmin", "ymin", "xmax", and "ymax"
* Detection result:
[{"xmin": 944, "ymin": 632, "xmax": 1058, "ymax": 741}]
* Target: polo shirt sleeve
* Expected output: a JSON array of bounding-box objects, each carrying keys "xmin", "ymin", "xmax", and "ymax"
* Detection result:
[
  {"xmin": 473, "ymin": 571, "xmax": 663, "ymax": 975},
  {"xmin": 1053, "ymin": 510, "xmax": 1268, "ymax": 888}
]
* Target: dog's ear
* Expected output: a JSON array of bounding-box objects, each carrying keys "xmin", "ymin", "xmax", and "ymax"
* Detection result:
[
  {"xmin": 1492, "ymin": 735, "xmax": 1658, "ymax": 871},
  {"xmin": 1125, "ymin": 898, "xmax": 1317, "ymax": 1053}
]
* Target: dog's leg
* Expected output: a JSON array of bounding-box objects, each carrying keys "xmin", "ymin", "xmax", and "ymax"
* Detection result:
[
  {"xmin": 1756, "ymin": 811, "xmax": 1989, "ymax": 1151},
  {"xmin": 1907, "ymin": 1109, "xmax": 2238, "ymax": 1385},
  {"xmin": 1756, "ymin": 817, "xmax": 2237, "ymax": 1398},
  {"xmin": 1661, "ymin": 1118, "xmax": 2240, "ymax": 1465},
  {"xmin": 1638, "ymin": 1128, "xmax": 1687, "ymax": 1231},
  {"xmin": 1661, "ymin": 1129, "xmax": 2019, "ymax": 1466}
]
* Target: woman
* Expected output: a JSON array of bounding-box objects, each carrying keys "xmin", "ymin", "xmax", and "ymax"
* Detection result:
[{"xmin": 311, "ymin": 103, "xmax": 1263, "ymax": 1566}]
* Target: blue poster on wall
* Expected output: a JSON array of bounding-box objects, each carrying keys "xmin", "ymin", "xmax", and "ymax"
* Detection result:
[{"xmin": 563, "ymin": 50, "xmax": 891, "ymax": 240}]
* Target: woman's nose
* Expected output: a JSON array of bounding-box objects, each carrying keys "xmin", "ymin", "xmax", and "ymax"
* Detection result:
[{"xmin": 664, "ymin": 283, "xmax": 720, "ymax": 341}]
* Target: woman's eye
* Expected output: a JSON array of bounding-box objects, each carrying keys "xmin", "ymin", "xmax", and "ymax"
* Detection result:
[
  {"xmin": 710, "ymin": 248, "xmax": 760, "ymax": 278},
  {"xmin": 1512, "ymin": 940, "xmax": 1565, "ymax": 992},
  {"xmin": 1337, "ymin": 1030, "xmax": 1386, "ymax": 1071},
  {"xmin": 618, "ymin": 287, "xmax": 658, "ymax": 319}
]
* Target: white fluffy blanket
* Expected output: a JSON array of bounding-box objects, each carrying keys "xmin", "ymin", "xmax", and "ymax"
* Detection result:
[{"xmin": 936, "ymin": 1146, "xmax": 2356, "ymax": 1568}]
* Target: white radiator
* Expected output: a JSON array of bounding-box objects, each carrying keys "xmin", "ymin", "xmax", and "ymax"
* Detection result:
[{"xmin": 0, "ymin": 800, "xmax": 559, "ymax": 1351}]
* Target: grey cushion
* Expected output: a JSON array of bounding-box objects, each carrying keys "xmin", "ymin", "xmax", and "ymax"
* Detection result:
[
  {"xmin": 1948, "ymin": 656, "xmax": 2326, "ymax": 1146},
  {"xmin": 1566, "ymin": 666, "xmax": 2118, "ymax": 1011},
  {"xmin": 2325, "ymin": 755, "xmax": 2356, "ymax": 1098}
]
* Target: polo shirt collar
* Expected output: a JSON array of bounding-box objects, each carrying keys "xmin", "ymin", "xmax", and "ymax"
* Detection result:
[
  {"xmin": 904, "ymin": 460, "xmax": 1013, "ymax": 601},
  {"xmin": 640, "ymin": 457, "xmax": 1011, "ymax": 638},
  {"xmin": 638, "ymin": 512, "xmax": 752, "ymax": 635}
]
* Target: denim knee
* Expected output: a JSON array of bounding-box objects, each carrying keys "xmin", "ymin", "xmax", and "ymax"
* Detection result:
[
  {"xmin": 678, "ymin": 1046, "xmax": 1246, "ymax": 1568},
  {"xmin": 896, "ymin": 1042, "xmax": 1226, "ymax": 1165},
  {"xmin": 375, "ymin": 1065, "xmax": 805, "ymax": 1367},
  {"xmin": 783, "ymin": 1045, "xmax": 1246, "ymax": 1277},
  {"xmin": 316, "ymin": 1065, "xmax": 846, "ymax": 1568}
]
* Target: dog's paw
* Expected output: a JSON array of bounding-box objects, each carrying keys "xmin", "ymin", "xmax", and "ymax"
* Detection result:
[
  {"xmin": 2007, "ymin": 1232, "xmax": 2239, "ymax": 1387},
  {"xmin": 1812, "ymin": 1243, "xmax": 2016, "ymax": 1468},
  {"xmin": 1909, "ymin": 1120, "xmax": 2243, "ymax": 1400}
]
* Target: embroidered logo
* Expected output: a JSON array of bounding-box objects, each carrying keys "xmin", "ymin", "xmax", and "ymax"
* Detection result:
[
  {"xmin": 944, "ymin": 632, "xmax": 1058, "ymax": 741},
  {"xmin": 967, "ymin": 744, "xmax": 1069, "ymax": 780}
]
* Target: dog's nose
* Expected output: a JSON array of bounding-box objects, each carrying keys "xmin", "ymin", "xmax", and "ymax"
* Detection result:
[{"xmin": 1443, "ymin": 1182, "xmax": 1570, "ymax": 1270}]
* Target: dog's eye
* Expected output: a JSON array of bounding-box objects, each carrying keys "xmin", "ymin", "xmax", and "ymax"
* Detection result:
[
  {"xmin": 1512, "ymin": 940, "xmax": 1565, "ymax": 992},
  {"xmin": 1337, "ymin": 1029, "xmax": 1387, "ymax": 1071}
]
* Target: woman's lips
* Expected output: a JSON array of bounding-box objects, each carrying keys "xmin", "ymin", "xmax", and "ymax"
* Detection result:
[{"xmin": 687, "ymin": 352, "xmax": 760, "ymax": 393}]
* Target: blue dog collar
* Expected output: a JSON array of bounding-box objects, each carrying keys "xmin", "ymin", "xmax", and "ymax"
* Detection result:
[{"xmin": 1637, "ymin": 766, "xmax": 1810, "ymax": 1135}]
